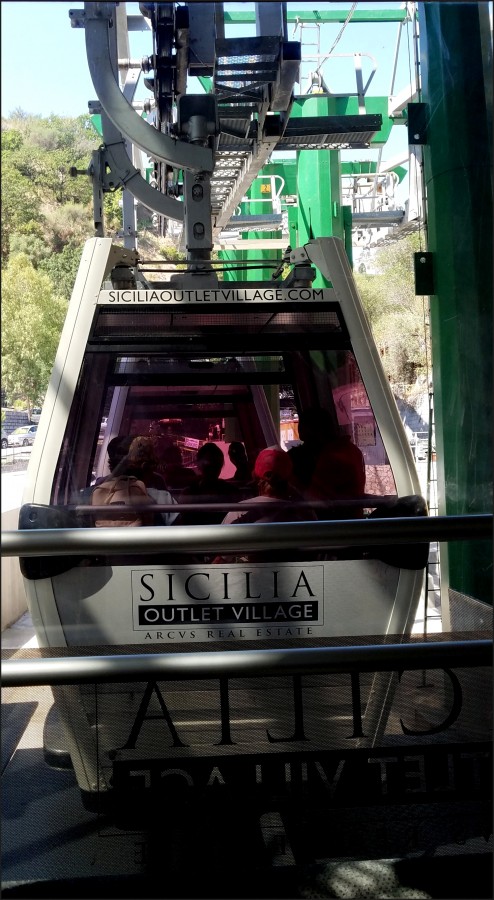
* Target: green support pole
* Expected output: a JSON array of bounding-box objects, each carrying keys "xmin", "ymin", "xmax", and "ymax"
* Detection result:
[
  {"xmin": 218, "ymin": 247, "xmax": 239, "ymax": 283},
  {"xmin": 342, "ymin": 205, "xmax": 353, "ymax": 269},
  {"xmin": 295, "ymin": 97, "xmax": 345, "ymax": 287},
  {"xmin": 244, "ymin": 175, "xmax": 281, "ymax": 283},
  {"xmin": 218, "ymin": 161, "xmax": 297, "ymax": 280},
  {"xmin": 418, "ymin": 2, "xmax": 492, "ymax": 606},
  {"xmin": 258, "ymin": 159, "xmax": 297, "ymax": 256},
  {"xmin": 287, "ymin": 205, "xmax": 298, "ymax": 253}
]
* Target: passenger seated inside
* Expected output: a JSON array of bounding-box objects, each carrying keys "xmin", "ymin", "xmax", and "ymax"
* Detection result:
[
  {"xmin": 125, "ymin": 435, "xmax": 169, "ymax": 491},
  {"xmin": 288, "ymin": 407, "xmax": 366, "ymax": 518},
  {"xmin": 221, "ymin": 447, "xmax": 307, "ymax": 524},
  {"xmin": 92, "ymin": 436, "xmax": 178, "ymax": 525},
  {"xmin": 176, "ymin": 441, "xmax": 238, "ymax": 526},
  {"xmin": 227, "ymin": 441, "xmax": 253, "ymax": 485},
  {"xmin": 160, "ymin": 443, "xmax": 198, "ymax": 491},
  {"xmin": 215, "ymin": 447, "xmax": 316, "ymax": 563}
]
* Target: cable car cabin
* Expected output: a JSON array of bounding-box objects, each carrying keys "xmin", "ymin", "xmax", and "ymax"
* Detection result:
[{"xmin": 19, "ymin": 236, "xmax": 428, "ymax": 810}]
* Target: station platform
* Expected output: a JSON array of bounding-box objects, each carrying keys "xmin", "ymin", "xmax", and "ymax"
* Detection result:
[{"xmin": 2, "ymin": 615, "xmax": 491, "ymax": 898}]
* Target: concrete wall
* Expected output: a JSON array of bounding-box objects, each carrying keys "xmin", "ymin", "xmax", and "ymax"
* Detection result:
[{"xmin": 1, "ymin": 507, "xmax": 28, "ymax": 631}]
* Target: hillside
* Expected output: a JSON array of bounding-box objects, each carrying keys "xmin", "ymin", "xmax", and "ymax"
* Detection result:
[
  {"xmin": 1, "ymin": 111, "xmax": 178, "ymax": 412},
  {"xmin": 1, "ymin": 111, "xmax": 430, "ymax": 416}
]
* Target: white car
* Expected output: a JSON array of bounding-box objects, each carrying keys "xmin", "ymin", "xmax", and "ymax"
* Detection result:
[
  {"xmin": 8, "ymin": 425, "xmax": 38, "ymax": 447},
  {"xmin": 30, "ymin": 407, "xmax": 42, "ymax": 424},
  {"xmin": 1, "ymin": 429, "xmax": 8, "ymax": 449}
]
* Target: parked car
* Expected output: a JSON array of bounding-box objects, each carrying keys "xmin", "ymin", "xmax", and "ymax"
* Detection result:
[
  {"xmin": 8, "ymin": 425, "xmax": 38, "ymax": 447},
  {"xmin": 1, "ymin": 429, "xmax": 8, "ymax": 449},
  {"xmin": 30, "ymin": 407, "xmax": 42, "ymax": 424}
]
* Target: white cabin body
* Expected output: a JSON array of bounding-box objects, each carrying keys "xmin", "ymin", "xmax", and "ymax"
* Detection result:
[{"xmin": 19, "ymin": 237, "xmax": 427, "ymax": 800}]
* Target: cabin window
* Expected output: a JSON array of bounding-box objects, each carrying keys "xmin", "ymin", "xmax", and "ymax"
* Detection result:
[{"xmin": 52, "ymin": 333, "xmax": 396, "ymax": 510}]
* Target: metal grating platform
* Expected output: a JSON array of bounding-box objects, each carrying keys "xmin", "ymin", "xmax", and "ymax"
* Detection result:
[
  {"xmin": 276, "ymin": 114, "xmax": 383, "ymax": 151},
  {"xmin": 212, "ymin": 57, "xmax": 380, "ymax": 235},
  {"xmin": 352, "ymin": 209, "xmax": 406, "ymax": 227},
  {"xmin": 210, "ymin": 113, "xmax": 382, "ymax": 239},
  {"xmin": 208, "ymin": 36, "xmax": 381, "ymax": 240}
]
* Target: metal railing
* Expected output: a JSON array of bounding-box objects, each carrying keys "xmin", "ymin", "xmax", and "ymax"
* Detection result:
[
  {"xmin": 2, "ymin": 514, "xmax": 491, "ymax": 557},
  {"xmin": 1, "ymin": 446, "xmax": 32, "ymax": 466},
  {"xmin": 2, "ymin": 640, "xmax": 491, "ymax": 688},
  {"xmin": 2, "ymin": 513, "xmax": 491, "ymax": 688}
]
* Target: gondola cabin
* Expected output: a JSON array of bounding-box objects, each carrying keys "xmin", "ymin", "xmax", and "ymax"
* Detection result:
[{"xmin": 19, "ymin": 236, "xmax": 428, "ymax": 809}]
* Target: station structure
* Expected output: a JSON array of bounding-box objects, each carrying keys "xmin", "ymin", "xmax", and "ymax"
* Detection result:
[{"xmin": 79, "ymin": 1, "xmax": 492, "ymax": 622}]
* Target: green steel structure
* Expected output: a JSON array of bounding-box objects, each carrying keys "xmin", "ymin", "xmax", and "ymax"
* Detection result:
[
  {"xmin": 217, "ymin": 4, "xmax": 492, "ymax": 618},
  {"xmin": 224, "ymin": 10, "xmax": 410, "ymax": 25},
  {"xmin": 219, "ymin": 94, "xmax": 395, "ymax": 288},
  {"xmin": 244, "ymin": 175, "xmax": 283, "ymax": 283},
  {"xmin": 418, "ymin": 2, "xmax": 492, "ymax": 608},
  {"xmin": 95, "ymin": 3, "xmax": 492, "ymax": 613}
]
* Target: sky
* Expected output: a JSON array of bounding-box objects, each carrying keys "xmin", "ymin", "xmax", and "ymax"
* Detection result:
[
  {"xmin": 1, "ymin": 2, "xmax": 150, "ymax": 118},
  {"xmin": 1, "ymin": 1, "xmax": 415, "ymax": 195}
]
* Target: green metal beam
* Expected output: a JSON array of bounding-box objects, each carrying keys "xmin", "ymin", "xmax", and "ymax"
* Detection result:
[
  {"xmin": 294, "ymin": 95, "xmax": 345, "ymax": 286},
  {"xmin": 197, "ymin": 75, "xmax": 212, "ymax": 93},
  {"xmin": 90, "ymin": 114, "xmax": 103, "ymax": 137},
  {"xmin": 244, "ymin": 176, "xmax": 282, "ymax": 282},
  {"xmin": 224, "ymin": 10, "xmax": 408, "ymax": 25},
  {"xmin": 419, "ymin": 3, "xmax": 492, "ymax": 606}
]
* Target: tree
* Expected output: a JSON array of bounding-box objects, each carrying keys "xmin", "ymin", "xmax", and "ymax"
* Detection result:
[
  {"xmin": 355, "ymin": 233, "xmax": 431, "ymax": 395},
  {"xmin": 1, "ymin": 254, "xmax": 67, "ymax": 409},
  {"xmin": 9, "ymin": 233, "xmax": 51, "ymax": 268},
  {"xmin": 41, "ymin": 202, "xmax": 93, "ymax": 253},
  {"xmin": 39, "ymin": 243, "xmax": 84, "ymax": 302},
  {"xmin": 1, "ymin": 130, "xmax": 43, "ymax": 261},
  {"xmin": 104, "ymin": 189, "xmax": 124, "ymax": 234},
  {"xmin": 2, "ymin": 112, "xmax": 98, "ymax": 206}
]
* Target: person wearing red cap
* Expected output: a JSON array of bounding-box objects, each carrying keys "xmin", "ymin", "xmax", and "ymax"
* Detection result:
[
  {"xmin": 214, "ymin": 446, "xmax": 317, "ymax": 563},
  {"xmin": 221, "ymin": 446, "xmax": 313, "ymax": 526}
]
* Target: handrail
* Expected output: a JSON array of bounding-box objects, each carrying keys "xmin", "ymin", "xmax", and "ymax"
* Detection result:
[
  {"xmin": 1, "ymin": 514, "xmax": 491, "ymax": 558},
  {"xmin": 73, "ymin": 496, "xmax": 401, "ymax": 515},
  {"xmin": 74, "ymin": 496, "xmax": 400, "ymax": 512},
  {"xmin": 2, "ymin": 640, "xmax": 491, "ymax": 688}
]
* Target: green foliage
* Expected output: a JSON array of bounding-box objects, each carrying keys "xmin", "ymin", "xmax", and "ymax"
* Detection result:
[
  {"xmin": 2, "ymin": 128, "xmax": 23, "ymax": 152},
  {"xmin": 159, "ymin": 243, "xmax": 187, "ymax": 263},
  {"xmin": 41, "ymin": 202, "xmax": 93, "ymax": 252},
  {"xmin": 39, "ymin": 244, "xmax": 84, "ymax": 302},
  {"xmin": 9, "ymin": 233, "xmax": 51, "ymax": 268},
  {"xmin": 355, "ymin": 234, "xmax": 430, "ymax": 392},
  {"xmin": 1, "ymin": 112, "xmax": 105, "ymax": 397},
  {"xmin": 1, "ymin": 112, "xmax": 98, "ymax": 263},
  {"xmin": 2, "ymin": 113, "xmax": 97, "ymax": 206},
  {"xmin": 104, "ymin": 189, "xmax": 124, "ymax": 234},
  {"xmin": 1, "ymin": 152, "xmax": 42, "ymax": 260},
  {"xmin": 1, "ymin": 254, "xmax": 67, "ymax": 408}
]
